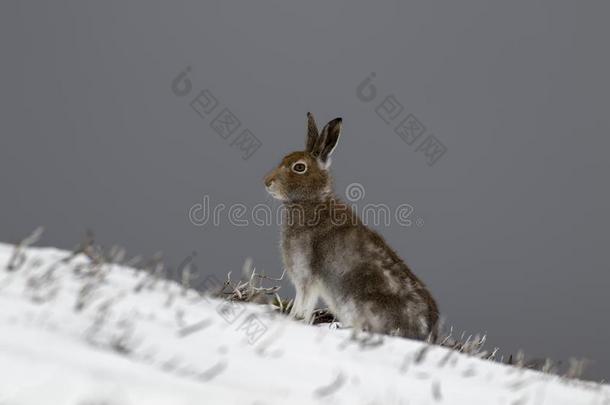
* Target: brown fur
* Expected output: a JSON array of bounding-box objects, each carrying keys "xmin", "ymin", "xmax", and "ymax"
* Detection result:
[{"xmin": 265, "ymin": 113, "xmax": 439, "ymax": 340}]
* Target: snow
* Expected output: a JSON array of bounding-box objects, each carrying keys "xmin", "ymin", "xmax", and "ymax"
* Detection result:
[{"xmin": 0, "ymin": 243, "xmax": 608, "ymax": 405}]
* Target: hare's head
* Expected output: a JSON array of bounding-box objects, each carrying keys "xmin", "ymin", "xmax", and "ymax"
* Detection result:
[{"xmin": 265, "ymin": 113, "xmax": 342, "ymax": 202}]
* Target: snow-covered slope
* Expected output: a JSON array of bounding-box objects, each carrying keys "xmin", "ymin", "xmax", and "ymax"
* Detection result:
[{"xmin": 0, "ymin": 243, "xmax": 607, "ymax": 405}]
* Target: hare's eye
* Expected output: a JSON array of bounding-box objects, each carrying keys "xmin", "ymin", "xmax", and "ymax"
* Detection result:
[{"xmin": 292, "ymin": 162, "xmax": 307, "ymax": 174}]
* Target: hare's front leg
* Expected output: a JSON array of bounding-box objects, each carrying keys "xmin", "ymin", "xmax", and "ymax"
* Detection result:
[
  {"xmin": 289, "ymin": 276, "xmax": 319, "ymax": 323},
  {"xmin": 289, "ymin": 275, "xmax": 305, "ymax": 318}
]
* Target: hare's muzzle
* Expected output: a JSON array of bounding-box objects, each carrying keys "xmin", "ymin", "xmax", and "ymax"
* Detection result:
[{"xmin": 264, "ymin": 171, "xmax": 277, "ymax": 188}]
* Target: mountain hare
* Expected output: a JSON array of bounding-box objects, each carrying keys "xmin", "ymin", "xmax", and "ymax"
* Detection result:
[{"xmin": 264, "ymin": 113, "xmax": 439, "ymax": 340}]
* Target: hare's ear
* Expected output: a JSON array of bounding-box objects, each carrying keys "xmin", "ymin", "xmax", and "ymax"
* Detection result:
[
  {"xmin": 305, "ymin": 112, "xmax": 319, "ymax": 153},
  {"xmin": 312, "ymin": 117, "xmax": 342, "ymax": 165}
]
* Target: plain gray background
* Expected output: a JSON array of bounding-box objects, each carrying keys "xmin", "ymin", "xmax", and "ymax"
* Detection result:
[{"xmin": 1, "ymin": 1, "xmax": 608, "ymax": 380}]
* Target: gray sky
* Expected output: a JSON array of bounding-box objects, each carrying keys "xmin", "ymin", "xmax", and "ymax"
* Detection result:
[{"xmin": 1, "ymin": 0, "xmax": 609, "ymax": 380}]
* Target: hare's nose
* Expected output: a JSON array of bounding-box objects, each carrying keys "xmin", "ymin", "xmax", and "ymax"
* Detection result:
[{"xmin": 264, "ymin": 175, "xmax": 274, "ymax": 187}]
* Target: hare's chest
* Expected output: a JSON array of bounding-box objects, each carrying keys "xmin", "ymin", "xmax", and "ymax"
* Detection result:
[{"xmin": 281, "ymin": 234, "xmax": 313, "ymax": 280}]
